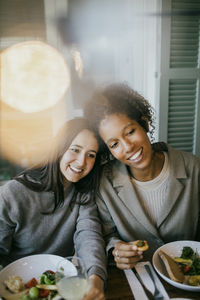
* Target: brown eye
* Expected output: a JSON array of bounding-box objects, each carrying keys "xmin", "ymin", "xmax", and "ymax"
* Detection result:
[
  {"xmin": 110, "ymin": 142, "xmax": 118, "ymax": 149},
  {"xmin": 88, "ymin": 153, "xmax": 96, "ymax": 158},
  {"xmin": 70, "ymin": 148, "xmax": 79, "ymax": 153},
  {"xmin": 127, "ymin": 129, "xmax": 135, "ymax": 136}
]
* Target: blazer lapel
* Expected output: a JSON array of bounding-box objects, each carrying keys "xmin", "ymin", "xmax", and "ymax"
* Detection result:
[
  {"xmin": 112, "ymin": 161, "xmax": 161, "ymax": 237},
  {"xmin": 157, "ymin": 145, "xmax": 187, "ymax": 227}
]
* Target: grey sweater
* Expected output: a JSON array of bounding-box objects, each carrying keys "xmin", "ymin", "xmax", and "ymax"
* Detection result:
[{"xmin": 0, "ymin": 180, "xmax": 107, "ymax": 281}]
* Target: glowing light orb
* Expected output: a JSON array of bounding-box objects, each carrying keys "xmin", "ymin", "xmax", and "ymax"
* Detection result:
[
  {"xmin": 0, "ymin": 41, "xmax": 70, "ymax": 167},
  {"xmin": 1, "ymin": 41, "xmax": 70, "ymax": 113}
]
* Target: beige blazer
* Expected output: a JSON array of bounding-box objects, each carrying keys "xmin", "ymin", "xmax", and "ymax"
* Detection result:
[{"xmin": 96, "ymin": 144, "xmax": 200, "ymax": 259}]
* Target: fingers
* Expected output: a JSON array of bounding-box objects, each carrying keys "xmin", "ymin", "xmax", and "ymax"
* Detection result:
[
  {"xmin": 112, "ymin": 241, "xmax": 144, "ymax": 270},
  {"xmin": 113, "ymin": 242, "xmax": 143, "ymax": 259},
  {"xmin": 81, "ymin": 287, "xmax": 105, "ymax": 300},
  {"xmin": 83, "ymin": 275, "xmax": 105, "ymax": 300},
  {"xmin": 114, "ymin": 253, "xmax": 143, "ymax": 269},
  {"xmin": 115, "ymin": 241, "xmax": 138, "ymax": 251}
]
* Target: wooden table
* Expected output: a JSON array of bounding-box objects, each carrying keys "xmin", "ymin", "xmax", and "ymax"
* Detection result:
[{"xmin": 105, "ymin": 266, "xmax": 200, "ymax": 299}]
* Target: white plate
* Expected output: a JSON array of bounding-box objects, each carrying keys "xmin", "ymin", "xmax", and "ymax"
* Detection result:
[
  {"xmin": 0, "ymin": 254, "xmax": 74, "ymax": 299},
  {"xmin": 153, "ymin": 240, "xmax": 200, "ymax": 292}
]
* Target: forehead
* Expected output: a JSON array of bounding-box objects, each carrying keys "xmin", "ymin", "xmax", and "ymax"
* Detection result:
[
  {"xmin": 99, "ymin": 113, "xmax": 139, "ymax": 141},
  {"xmin": 100, "ymin": 113, "xmax": 138, "ymax": 131},
  {"xmin": 71, "ymin": 129, "xmax": 98, "ymax": 151}
]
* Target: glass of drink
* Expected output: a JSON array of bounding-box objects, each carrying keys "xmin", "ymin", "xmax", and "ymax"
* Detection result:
[{"xmin": 56, "ymin": 256, "xmax": 89, "ymax": 300}]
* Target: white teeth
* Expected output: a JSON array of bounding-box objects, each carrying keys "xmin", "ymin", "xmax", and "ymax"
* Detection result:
[
  {"xmin": 70, "ymin": 166, "xmax": 83, "ymax": 173},
  {"xmin": 129, "ymin": 148, "xmax": 142, "ymax": 160}
]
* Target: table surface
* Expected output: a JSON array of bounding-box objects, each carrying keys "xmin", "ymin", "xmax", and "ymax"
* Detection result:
[{"xmin": 105, "ymin": 266, "xmax": 200, "ymax": 299}]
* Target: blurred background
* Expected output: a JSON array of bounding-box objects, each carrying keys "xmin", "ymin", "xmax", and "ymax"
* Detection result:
[{"xmin": 0, "ymin": 0, "xmax": 200, "ymax": 182}]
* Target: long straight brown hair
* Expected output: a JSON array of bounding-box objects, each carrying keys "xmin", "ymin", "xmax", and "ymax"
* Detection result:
[{"xmin": 14, "ymin": 118, "xmax": 102, "ymax": 212}]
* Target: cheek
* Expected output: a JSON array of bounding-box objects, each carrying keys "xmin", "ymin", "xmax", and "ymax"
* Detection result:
[
  {"xmin": 83, "ymin": 158, "xmax": 96, "ymax": 175},
  {"xmin": 60, "ymin": 153, "xmax": 72, "ymax": 168},
  {"xmin": 110, "ymin": 148, "xmax": 122, "ymax": 159},
  {"xmin": 87, "ymin": 160, "xmax": 95, "ymax": 171}
]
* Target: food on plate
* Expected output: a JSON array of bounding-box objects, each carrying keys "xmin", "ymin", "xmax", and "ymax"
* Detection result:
[
  {"xmin": 4, "ymin": 276, "xmax": 24, "ymax": 293},
  {"xmin": 133, "ymin": 240, "xmax": 149, "ymax": 251},
  {"xmin": 159, "ymin": 246, "xmax": 200, "ymax": 286},
  {"xmin": 188, "ymin": 275, "xmax": 200, "ymax": 286},
  {"xmin": 159, "ymin": 250, "xmax": 185, "ymax": 283},
  {"xmin": 3, "ymin": 270, "xmax": 59, "ymax": 300}
]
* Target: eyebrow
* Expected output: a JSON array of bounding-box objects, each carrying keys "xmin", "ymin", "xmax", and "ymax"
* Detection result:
[
  {"xmin": 70, "ymin": 144, "xmax": 97, "ymax": 153},
  {"xmin": 106, "ymin": 123, "xmax": 133, "ymax": 145}
]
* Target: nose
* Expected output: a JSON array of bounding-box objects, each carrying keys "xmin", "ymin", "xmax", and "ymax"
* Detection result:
[
  {"xmin": 77, "ymin": 153, "xmax": 86, "ymax": 167},
  {"xmin": 123, "ymin": 138, "xmax": 133, "ymax": 153}
]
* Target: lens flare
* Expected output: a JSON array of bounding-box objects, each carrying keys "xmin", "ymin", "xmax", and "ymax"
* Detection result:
[{"xmin": 0, "ymin": 41, "xmax": 70, "ymax": 167}]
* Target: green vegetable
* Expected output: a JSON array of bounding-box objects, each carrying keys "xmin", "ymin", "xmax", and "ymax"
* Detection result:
[
  {"xmin": 29, "ymin": 287, "xmax": 39, "ymax": 299},
  {"xmin": 181, "ymin": 246, "xmax": 194, "ymax": 259},
  {"xmin": 136, "ymin": 241, "xmax": 145, "ymax": 247},
  {"xmin": 39, "ymin": 270, "xmax": 56, "ymax": 285},
  {"xmin": 175, "ymin": 246, "xmax": 200, "ymax": 279}
]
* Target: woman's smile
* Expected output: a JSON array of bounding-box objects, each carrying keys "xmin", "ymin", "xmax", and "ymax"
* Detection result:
[
  {"xmin": 99, "ymin": 113, "xmax": 156, "ymax": 180},
  {"xmin": 127, "ymin": 147, "xmax": 143, "ymax": 162},
  {"xmin": 68, "ymin": 165, "xmax": 84, "ymax": 173}
]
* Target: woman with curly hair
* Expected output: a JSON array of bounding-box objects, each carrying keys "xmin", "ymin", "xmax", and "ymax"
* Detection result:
[
  {"xmin": 84, "ymin": 83, "xmax": 200, "ymax": 270},
  {"xmin": 0, "ymin": 118, "xmax": 106, "ymax": 300}
]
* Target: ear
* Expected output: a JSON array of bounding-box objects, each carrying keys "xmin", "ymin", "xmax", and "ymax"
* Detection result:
[{"xmin": 141, "ymin": 117, "xmax": 149, "ymax": 132}]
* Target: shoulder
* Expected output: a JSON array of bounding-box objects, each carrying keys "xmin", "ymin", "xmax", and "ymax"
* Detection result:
[
  {"xmin": 167, "ymin": 145, "xmax": 200, "ymax": 165},
  {"xmin": 166, "ymin": 145, "xmax": 200, "ymax": 179},
  {"xmin": 0, "ymin": 179, "xmax": 38, "ymax": 203},
  {"xmin": 153, "ymin": 142, "xmax": 200, "ymax": 166},
  {"xmin": 0, "ymin": 179, "xmax": 25, "ymax": 195},
  {"xmin": 0, "ymin": 180, "xmax": 27, "ymax": 212}
]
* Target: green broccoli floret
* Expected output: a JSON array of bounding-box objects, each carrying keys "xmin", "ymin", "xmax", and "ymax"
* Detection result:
[{"xmin": 181, "ymin": 246, "xmax": 194, "ymax": 259}]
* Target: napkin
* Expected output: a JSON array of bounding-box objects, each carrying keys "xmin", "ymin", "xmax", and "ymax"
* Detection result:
[
  {"xmin": 124, "ymin": 269, "xmax": 149, "ymax": 300},
  {"xmin": 124, "ymin": 261, "xmax": 170, "ymax": 300}
]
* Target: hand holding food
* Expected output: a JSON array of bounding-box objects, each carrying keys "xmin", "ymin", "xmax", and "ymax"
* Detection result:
[{"xmin": 112, "ymin": 240, "xmax": 148, "ymax": 270}]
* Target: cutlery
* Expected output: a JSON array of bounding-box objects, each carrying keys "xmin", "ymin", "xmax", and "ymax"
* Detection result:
[
  {"xmin": 144, "ymin": 264, "xmax": 164, "ymax": 300},
  {"xmin": 132, "ymin": 268, "xmax": 155, "ymax": 300}
]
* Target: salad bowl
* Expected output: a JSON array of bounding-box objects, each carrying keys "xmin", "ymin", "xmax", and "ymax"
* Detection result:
[
  {"xmin": 0, "ymin": 254, "xmax": 69, "ymax": 299},
  {"xmin": 153, "ymin": 240, "xmax": 200, "ymax": 292}
]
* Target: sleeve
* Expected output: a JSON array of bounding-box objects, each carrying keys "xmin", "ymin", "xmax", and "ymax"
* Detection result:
[
  {"xmin": 95, "ymin": 191, "xmax": 121, "ymax": 253},
  {"xmin": 0, "ymin": 183, "xmax": 16, "ymax": 266},
  {"xmin": 73, "ymin": 198, "xmax": 107, "ymax": 282}
]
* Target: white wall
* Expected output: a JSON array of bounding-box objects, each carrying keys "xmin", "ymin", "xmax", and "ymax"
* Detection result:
[{"xmin": 44, "ymin": 0, "xmax": 160, "ymax": 122}]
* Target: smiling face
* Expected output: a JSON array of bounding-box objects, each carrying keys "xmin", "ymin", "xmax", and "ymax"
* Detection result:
[
  {"xmin": 59, "ymin": 129, "xmax": 98, "ymax": 184},
  {"xmin": 99, "ymin": 113, "xmax": 154, "ymax": 179}
]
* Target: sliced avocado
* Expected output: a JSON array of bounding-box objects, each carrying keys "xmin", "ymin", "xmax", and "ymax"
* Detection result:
[{"xmin": 174, "ymin": 257, "xmax": 193, "ymax": 266}]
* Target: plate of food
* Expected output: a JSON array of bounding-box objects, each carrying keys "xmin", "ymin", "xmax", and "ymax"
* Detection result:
[
  {"xmin": 153, "ymin": 240, "xmax": 200, "ymax": 292},
  {"xmin": 0, "ymin": 254, "xmax": 74, "ymax": 300}
]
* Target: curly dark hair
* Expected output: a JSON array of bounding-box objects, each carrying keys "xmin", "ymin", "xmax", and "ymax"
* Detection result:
[
  {"xmin": 14, "ymin": 118, "xmax": 102, "ymax": 213},
  {"xmin": 84, "ymin": 83, "xmax": 155, "ymax": 157}
]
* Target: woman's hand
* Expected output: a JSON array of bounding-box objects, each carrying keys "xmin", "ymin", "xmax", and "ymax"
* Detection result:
[
  {"xmin": 112, "ymin": 241, "xmax": 143, "ymax": 270},
  {"xmin": 81, "ymin": 274, "xmax": 105, "ymax": 300}
]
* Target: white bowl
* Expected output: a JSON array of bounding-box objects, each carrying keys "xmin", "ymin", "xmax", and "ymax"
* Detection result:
[
  {"xmin": 153, "ymin": 240, "xmax": 200, "ymax": 292},
  {"xmin": 0, "ymin": 254, "xmax": 66, "ymax": 299}
]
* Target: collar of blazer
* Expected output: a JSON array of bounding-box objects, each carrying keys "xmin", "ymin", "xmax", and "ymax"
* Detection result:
[{"xmin": 106, "ymin": 145, "xmax": 188, "ymax": 234}]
